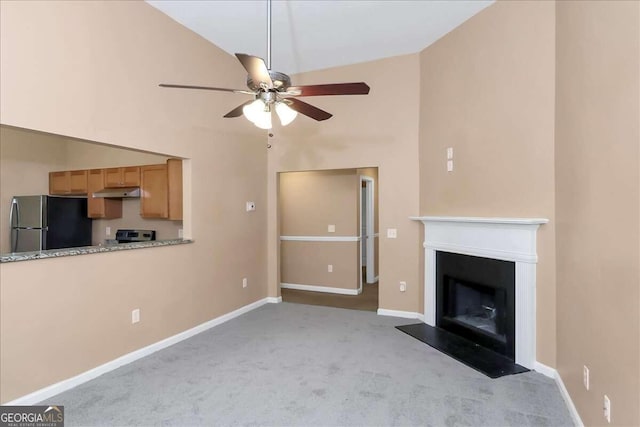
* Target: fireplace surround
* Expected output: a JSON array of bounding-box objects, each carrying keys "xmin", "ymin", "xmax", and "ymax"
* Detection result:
[{"xmin": 411, "ymin": 216, "xmax": 548, "ymax": 369}]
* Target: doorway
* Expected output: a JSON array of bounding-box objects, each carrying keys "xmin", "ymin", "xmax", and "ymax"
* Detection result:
[
  {"xmin": 360, "ymin": 175, "xmax": 376, "ymax": 287},
  {"xmin": 278, "ymin": 168, "xmax": 379, "ymax": 312}
]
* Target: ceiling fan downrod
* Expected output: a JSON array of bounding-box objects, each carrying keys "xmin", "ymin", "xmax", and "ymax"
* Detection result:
[{"xmin": 266, "ymin": 0, "xmax": 272, "ymax": 70}]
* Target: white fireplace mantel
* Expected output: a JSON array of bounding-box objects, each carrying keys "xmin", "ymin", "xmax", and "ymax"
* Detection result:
[{"xmin": 410, "ymin": 216, "xmax": 548, "ymax": 369}]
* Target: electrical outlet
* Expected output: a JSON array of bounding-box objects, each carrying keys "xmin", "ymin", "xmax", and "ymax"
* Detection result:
[
  {"xmin": 328, "ymin": 264, "xmax": 333, "ymax": 273},
  {"xmin": 178, "ymin": 228, "xmax": 183, "ymax": 239},
  {"xmin": 447, "ymin": 147, "xmax": 454, "ymax": 160},
  {"xmin": 583, "ymin": 365, "xmax": 590, "ymax": 390},
  {"xmin": 106, "ymin": 226, "xmax": 111, "ymax": 237},
  {"xmin": 328, "ymin": 224, "xmax": 336, "ymax": 233},
  {"xmin": 131, "ymin": 309, "xmax": 140, "ymax": 324},
  {"xmin": 400, "ymin": 281, "xmax": 407, "ymax": 292},
  {"xmin": 242, "ymin": 278, "xmax": 248, "ymax": 288},
  {"xmin": 604, "ymin": 395, "xmax": 611, "ymax": 423},
  {"xmin": 387, "ymin": 228, "xmax": 397, "ymax": 239},
  {"xmin": 246, "ymin": 201, "xmax": 256, "ymax": 212}
]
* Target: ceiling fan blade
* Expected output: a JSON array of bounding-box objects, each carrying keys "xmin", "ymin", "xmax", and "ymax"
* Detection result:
[
  {"xmin": 285, "ymin": 82, "xmax": 370, "ymax": 97},
  {"xmin": 223, "ymin": 100, "xmax": 254, "ymax": 118},
  {"xmin": 287, "ymin": 98, "xmax": 333, "ymax": 121},
  {"xmin": 159, "ymin": 83, "xmax": 254, "ymax": 95},
  {"xmin": 235, "ymin": 53, "xmax": 273, "ymax": 89}
]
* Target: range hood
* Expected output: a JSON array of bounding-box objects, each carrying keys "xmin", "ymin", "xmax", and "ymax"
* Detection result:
[{"xmin": 92, "ymin": 187, "xmax": 141, "ymax": 198}]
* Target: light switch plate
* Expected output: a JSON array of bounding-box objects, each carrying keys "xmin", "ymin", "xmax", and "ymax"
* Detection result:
[
  {"xmin": 387, "ymin": 228, "xmax": 397, "ymax": 239},
  {"xmin": 447, "ymin": 160, "xmax": 454, "ymax": 172},
  {"xmin": 447, "ymin": 147, "xmax": 453, "ymax": 159}
]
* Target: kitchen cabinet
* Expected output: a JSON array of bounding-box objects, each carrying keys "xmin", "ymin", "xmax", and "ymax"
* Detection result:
[
  {"xmin": 87, "ymin": 169, "xmax": 122, "ymax": 219},
  {"xmin": 104, "ymin": 166, "xmax": 140, "ymax": 188},
  {"xmin": 140, "ymin": 159, "xmax": 183, "ymax": 220},
  {"xmin": 49, "ymin": 170, "xmax": 88, "ymax": 195},
  {"xmin": 167, "ymin": 159, "xmax": 183, "ymax": 220},
  {"xmin": 140, "ymin": 164, "xmax": 168, "ymax": 218}
]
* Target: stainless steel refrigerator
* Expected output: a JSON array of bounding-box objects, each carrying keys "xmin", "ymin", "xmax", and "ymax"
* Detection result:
[{"xmin": 9, "ymin": 195, "xmax": 92, "ymax": 252}]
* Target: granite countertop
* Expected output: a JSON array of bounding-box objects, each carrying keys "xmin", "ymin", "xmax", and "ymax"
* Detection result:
[{"xmin": 0, "ymin": 239, "xmax": 193, "ymax": 263}]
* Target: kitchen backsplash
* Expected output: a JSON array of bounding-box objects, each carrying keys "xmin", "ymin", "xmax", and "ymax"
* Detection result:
[{"xmin": 91, "ymin": 198, "xmax": 182, "ymax": 245}]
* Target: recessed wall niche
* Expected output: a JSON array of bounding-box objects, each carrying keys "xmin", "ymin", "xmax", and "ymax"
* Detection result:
[{"xmin": 0, "ymin": 125, "xmax": 185, "ymax": 253}]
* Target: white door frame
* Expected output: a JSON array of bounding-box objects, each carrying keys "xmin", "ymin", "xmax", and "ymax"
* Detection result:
[{"xmin": 360, "ymin": 176, "xmax": 376, "ymax": 285}]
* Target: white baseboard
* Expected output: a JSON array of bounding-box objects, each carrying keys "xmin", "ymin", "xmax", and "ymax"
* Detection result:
[
  {"xmin": 533, "ymin": 362, "xmax": 583, "ymax": 427},
  {"xmin": 4, "ymin": 297, "xmax": 280, "ymax": 406},
  {"xmin": 532, "ymin": 361, "xmax": 555, "ymax": 378},
  {"xmin": 377, "ymin": 308, "xmax": 424, "ymax": 321},
  {"xmin": 280, "ymin": 283, "xmax": 359, "ymax": 295}
]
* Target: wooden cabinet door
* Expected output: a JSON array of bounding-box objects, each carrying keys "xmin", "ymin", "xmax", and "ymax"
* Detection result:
[
  {"xmin": 49, "ymin": 171, "xmax": 69, "ymax": 195},
  {"xmin": 68, "ymin": 170, "xmax": 88, "ymax": 194},
  {"xmin": 104, "ymin": 168, "xmax": 122, "ymax": 188},
  {"xmin": 140, "ymin": 164, "xmax": 168, "ymax": 218},
  {"xmin": 49, "ymin": 170, "xmax": 87, "ymax": 195},
  {"xmin": 87, "ymin": 169, "xmax": 122, "ymax": 219},
  {"xmin": 167, "ymin": 159, "xmax": 183, "ymax": 220},
  {"xmin": 122, "ymin": 166, "xmax": 140, "ymax": 187},
  {"xmin": 104, "ymin": 166, "xmax": 140, "ymax": 187}
]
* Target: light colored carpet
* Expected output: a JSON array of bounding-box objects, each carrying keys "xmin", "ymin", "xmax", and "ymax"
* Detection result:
[{"xmin": 40, "ymin": 303, "xmax": 573, "ymax": 426}]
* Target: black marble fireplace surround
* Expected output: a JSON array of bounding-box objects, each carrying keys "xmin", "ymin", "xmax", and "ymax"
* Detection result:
[{"xmin": 436, "ymin": 251, "xmax": 516, "ymax": 360}]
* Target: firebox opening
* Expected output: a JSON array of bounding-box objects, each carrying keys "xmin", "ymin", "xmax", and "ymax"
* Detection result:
[{"xmin": 436, "ymin": 252, "xmax": 516, "ymax": 360}]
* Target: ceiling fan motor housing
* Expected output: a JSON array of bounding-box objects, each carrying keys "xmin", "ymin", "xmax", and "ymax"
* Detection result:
[{"xmin": 247, "ymin": 70, "xmax": 291, "ymax": 92}]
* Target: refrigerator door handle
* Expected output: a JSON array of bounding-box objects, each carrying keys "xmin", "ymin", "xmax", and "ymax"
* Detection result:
[
  {"xmin": 10, "ymin": 228, "xmax": 17, "ymax": 252},
  {"xmin": 9, "ymin": 199, "xmax": 17, "ymax": 228},
  {"xmin": 9, "ymin": 200, "xmax": 18, "ymax": 252}
]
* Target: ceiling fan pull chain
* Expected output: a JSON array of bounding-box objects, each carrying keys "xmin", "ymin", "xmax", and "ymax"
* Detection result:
[{"xmin": 266, "ymin": 0, "xmax": 272, "ymax": 70}]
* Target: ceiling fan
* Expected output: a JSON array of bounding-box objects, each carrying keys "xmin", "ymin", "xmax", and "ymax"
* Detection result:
[{"xmin": 159, "ymin": 0, "xmax": 370, "ymax": 130}]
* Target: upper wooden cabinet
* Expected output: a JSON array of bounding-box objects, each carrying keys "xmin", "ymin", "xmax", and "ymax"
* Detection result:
[
  {"xmin": 104, "ymin": 166, "xmax": 140, "ymax": 188},
  {"xmin": 49, "ymin": 170, "xmax": 88, "ymax": 195},
  {"xmin": 167, "ymin": 159, "xmax": 183, "ymax": 221},
  {"xmin": 87, "ymin": 169, "xmax": 122, "ymax": 219},
  {"xmin": 140, "ymin": 164, "xmax": 168, "ymax": 218},
  {"xmin": 140, "ymin": 159, "xmax": 183, "ymax": 220}
]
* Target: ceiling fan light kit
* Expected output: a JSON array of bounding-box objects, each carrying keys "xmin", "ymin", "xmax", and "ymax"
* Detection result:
[{"xmin": 159, "ymin": 0, "xmax": 370, "ymax": 130}]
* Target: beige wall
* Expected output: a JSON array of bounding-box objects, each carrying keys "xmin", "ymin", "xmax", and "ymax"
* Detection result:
[
  {"xmin": 268, "ymin": 54, "xmax": 421, "ymax": 312},
  {"xmin": 418, "ymin": 1, "xmax": 557, "ymax": 366},
  {"xmin": 0, "ymin": 1, "xmax": 267, "ymax": 402},
  {"xmin": 279, "ymin": 169, "xmax": 360, "ymax": 290},
  {"xmin": 555, "ymin": 1, "xmax": 640, "ymax": 426},
  {"xmin": 280, "ymin": 169, "xmax": 359, "ymax": 236},
  {"xmin": 64, "ymin": 138, "xmax": 170, "ymax": 170},
  {"xmin": 281, "ymin": 241, "xmax": 359, "ymax": 290},
  {"xmin": 0, "ymin": 126, "xmax": 69, "ymax": 253}
]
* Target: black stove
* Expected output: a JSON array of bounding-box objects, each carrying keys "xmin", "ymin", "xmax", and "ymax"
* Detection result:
[{"xmin": 115, "ymin": 229, "xmax": 156, "ymax": 243}]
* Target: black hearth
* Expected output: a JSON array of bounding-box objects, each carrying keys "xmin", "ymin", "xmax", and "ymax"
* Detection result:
[{"xmin": 436, "ymin": 251, "xmax": 516, "ymax": 360}]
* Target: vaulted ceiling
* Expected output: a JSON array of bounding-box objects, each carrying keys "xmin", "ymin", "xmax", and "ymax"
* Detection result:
[{"xmin": 147, "ymin": 0, "xmax": 494, "ymax": 75}]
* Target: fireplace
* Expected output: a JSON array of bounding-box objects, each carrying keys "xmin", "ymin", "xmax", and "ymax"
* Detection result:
[
  {"xmin": 411, "ymin": 216, "xmax": 548, "ymax": 369},
  {"xmin": 436, "ymin": 251, "xmax": 515, "ymax": 360}
]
